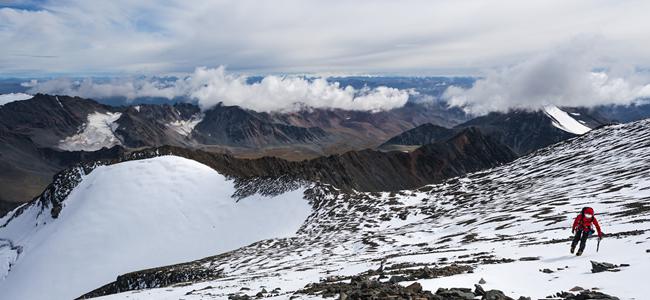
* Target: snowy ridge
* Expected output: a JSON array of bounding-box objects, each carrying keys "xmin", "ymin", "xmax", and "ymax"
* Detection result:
[
  {"xmin": 59, "ymin": 111, "xmax": 123, "ymax": 151},
  {"xmin": 543, "ymin": 105, "xmax": 592, "ymax": 135},
  {"xmin": 93, "ymin": 118, "xmax": 650, "ymax": 299},
  {"xmin": 0, "ymin": 156, "xmax": 312, "ymax": 300}
]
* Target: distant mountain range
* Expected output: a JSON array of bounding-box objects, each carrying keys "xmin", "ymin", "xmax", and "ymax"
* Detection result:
[
  {"xmin": 0, "ymin": 94, "xmax": 468, "ymax": 211},
  {"xmin": 1, "ymin": 93, "xmax": 649, "ymax": 215},
  {"xmin": 3, "ymin": 112, "xmax": 650, "ymax": 300},
  {"xmin": 381, "ymin": 105, "xmax": 620, "ymax": 156}
]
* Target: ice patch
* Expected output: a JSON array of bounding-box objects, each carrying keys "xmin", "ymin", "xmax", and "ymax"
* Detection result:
[
  {"xmin": 58, "ymin": 112, "xmax": 122, "ymax": 151},
  {"xmin": 167, "ymin": 115, "xmax": 203, "ymax": 136},
  {"xmin": 134, "ymin": 105, "xmax": 140, "ymax": 112},
  {"xmin": 0, "ymin": 93, "xmax": 32, "ymax": 105},
  {"xmin": 543, "ymin": 105, "xmax": 592, "ymax": 135}
]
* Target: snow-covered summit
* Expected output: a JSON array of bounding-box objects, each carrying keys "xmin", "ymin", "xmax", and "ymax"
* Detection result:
[
  {"xmin": 90, "ymin": 118, "xmax": 650, "ymax": 299},
  {"xmin": 0, "ymin": 156, "xmax": 311, "ymax": 300}
]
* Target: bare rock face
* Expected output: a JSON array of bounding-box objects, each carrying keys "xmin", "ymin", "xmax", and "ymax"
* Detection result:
[
  {"xmin": 455, "ymin": 109, "xmax": 604, "ymax": 156},
  {"xmin": 0, "ymin": 94, "xmax": 116, "ymax": 147},
  {"xmin": 380, "ymin": 122, "xmax": 455, "ymax": 149},
  {"xmin": 193, "ymin": 104, "xmax": 327, "ymax": 148},
  {"xmin": 114, "ymin": 103, "xmax": 201, "ymax": 148}
]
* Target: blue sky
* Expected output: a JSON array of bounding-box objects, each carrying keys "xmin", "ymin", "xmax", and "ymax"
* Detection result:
[{"xmin": 2, "ymin": 0, "xmax": 650, "ymax": 77}]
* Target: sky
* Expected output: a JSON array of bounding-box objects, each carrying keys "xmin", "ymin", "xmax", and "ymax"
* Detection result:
[
  {"xmin": 2, "ymin": 0, "xmax": 650, "ymax": 112},
  {"xmin": 2, "ymin": 0, "xmax": 650, "ymax": 76}
]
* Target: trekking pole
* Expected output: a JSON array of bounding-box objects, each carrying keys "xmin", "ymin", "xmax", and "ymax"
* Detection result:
[{"xmin": 597, "ymin": 237, "xmax": 601, "ymax": 252}]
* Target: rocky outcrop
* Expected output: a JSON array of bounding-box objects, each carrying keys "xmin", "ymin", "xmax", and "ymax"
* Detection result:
[
  {"xmin": 294, "ymin": 276, "xmax": 525, "ymax": 300},
  {"xmin": 77, "ymin": 258, "xmax": 222, "ymax": 299},
  {"xmin": 550, "ymin": 290, "xmax": 620, "ymax": 300}
]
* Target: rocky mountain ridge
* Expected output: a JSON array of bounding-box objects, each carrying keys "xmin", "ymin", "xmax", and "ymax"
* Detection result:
[
  {"xmin": 4, "ymin": 125, "xmax": 516, "ymax": 226},
  {"xmin": 74, "ymin": 117, "xmax": 650, "ymax": 299}
]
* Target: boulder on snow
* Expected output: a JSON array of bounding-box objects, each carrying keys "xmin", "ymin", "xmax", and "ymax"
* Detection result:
[
  {"xmin": 404, "ymin": 282, "xmax": 422, "ymax": 293},
  {"xmin": 518, "ymin": 256, "xmax": 540, "ymax": 261},
  {"xmin": 435, "ymin": 287, "xmax": 475, "ymax": 300},
  {"xmin": 565, "ymin": 290, "xmax": 620, "ymax": 300},
  {"xmin": 388, "ymin": 275, "xmax": 408, "ymax": 283},
  {"xmin": 474, "ymin": 284, "xmax": 486, "ymax": 296},
  {"xmin": 482, "ymin": 289, "xmax": 514, "ymax": 300},
  {"xmin": 479, "ymin": 278, "xmax": 487, "ymax": 284},
  {"xmin": 590, "ymin": 261, "xmax": 620, "ymax": 273}
]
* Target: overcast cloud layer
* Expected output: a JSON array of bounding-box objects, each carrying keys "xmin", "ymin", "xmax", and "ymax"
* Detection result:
[{"xmin": 2, "ymin": 0, "xmax": 650, "ymax": 76}]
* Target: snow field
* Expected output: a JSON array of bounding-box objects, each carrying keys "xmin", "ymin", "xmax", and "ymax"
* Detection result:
[
  {"xmin": 0, "ymin": 156, "xmax": 312, "ymax": 300},
  {"xmin": 59, "ymin": 111, "xmax": 123, "ymax": 151}
]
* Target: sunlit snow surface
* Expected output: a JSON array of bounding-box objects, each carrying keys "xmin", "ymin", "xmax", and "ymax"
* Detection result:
[
  {"xmin": 96, "ymin": 119, "xmax": 650, "ymax": 300},
  {"xmin": 0, "ymin": 156, "xmax": 311, "ymax": 300},
  {"xmin": 58, "ymin": 111, "xmax": 123, "ymax": 151},
  {"xmin": 544, "ymin": 105, "xmax": 592, "ymax": 134}
]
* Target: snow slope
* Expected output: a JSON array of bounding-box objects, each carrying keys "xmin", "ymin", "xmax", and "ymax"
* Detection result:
[
  {"xmin": 95, "ymin": 118, "xmax": 650, "ymax": 299},
  {"xmin": 0, "ymin": 93, "xmax": 32, "ymax": 105},
  {"xmin": 544, "ymin": 105, "xmax": 592, "ymax": 134},
  {"xmin": 0, "ymin": 156, "xmax": 311, "ymax": 300},
  {"xmin": 167, "ymin": 114, "xmax": 203, "ymax": 136},
  {"xmin": 59, "ymin": 111, "xmax": 123, "ymax": 151}
]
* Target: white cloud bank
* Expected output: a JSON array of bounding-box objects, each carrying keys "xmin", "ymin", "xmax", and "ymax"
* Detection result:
[
  {"xmin": 444, "ymin": 44, "xmax": 650, "ymax": 115},
  {"xmin": 24, "ymin": 66, "xmax": 410, "ymax": 112},
  {"xmin": 0, "ymin": 93, "xmax": 33, "ymax": 105}
]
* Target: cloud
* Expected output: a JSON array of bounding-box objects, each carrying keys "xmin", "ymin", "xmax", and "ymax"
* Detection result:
[
  {"xmin": 22, "ymin": 77, "xmax": 180, "ymax": 100},
  {"xmin": 24, "ymin": 66, "xmax": 411, "ymax": 112},
  {"xmin": 0, "ymin": 92, "xmax": 33, "ymax": 105},
  {"xmin": 443, "ymin": 41, "xmax": 650, "ymax": 115},
  {"xmin": 2, "ymin": 1, "xmax": 650, "ymax": 75}
]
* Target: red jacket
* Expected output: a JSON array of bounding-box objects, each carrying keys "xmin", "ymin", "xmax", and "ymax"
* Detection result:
[{"xmin": 572, "ymin": 207, "xmax": 603, "ymax": 237}]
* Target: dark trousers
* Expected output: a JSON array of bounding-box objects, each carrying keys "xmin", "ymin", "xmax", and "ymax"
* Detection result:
[{"xmin": 571, "ymin": 229, "xmax": 589, "ymax": 252}]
